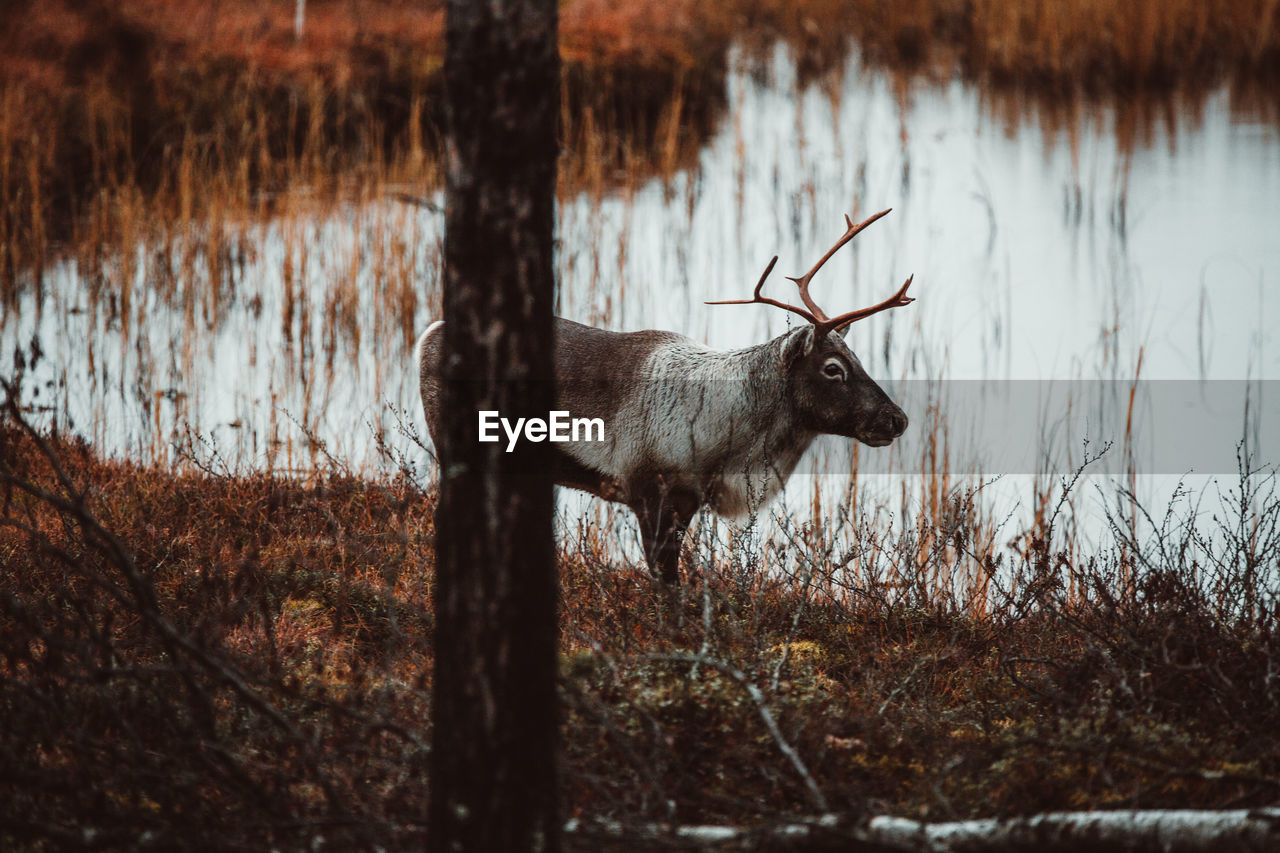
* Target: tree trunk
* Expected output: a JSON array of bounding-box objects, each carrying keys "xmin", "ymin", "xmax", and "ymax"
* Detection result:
[{"xmin": 429, "ymin": 1, "xmax": 560, "ymax": 851}]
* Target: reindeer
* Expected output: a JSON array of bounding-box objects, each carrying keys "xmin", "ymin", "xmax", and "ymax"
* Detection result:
[{"xmin": 416, "ymin": 209, "xmax": 914, "ymax": 584}]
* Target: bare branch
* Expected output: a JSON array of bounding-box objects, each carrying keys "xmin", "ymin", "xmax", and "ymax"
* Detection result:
[{"xmin": 647, "ymin": 652, "xmax": 829, "ymax": 813}]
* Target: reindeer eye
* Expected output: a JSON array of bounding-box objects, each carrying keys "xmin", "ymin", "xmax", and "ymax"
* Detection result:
[{"xmin": 822, "ymin": 359, "xmax": 846, "ymax": 381}]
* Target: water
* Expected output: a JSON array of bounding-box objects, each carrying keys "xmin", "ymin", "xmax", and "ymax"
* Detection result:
[{"xmin": 4, "ymin": 44, "xmax": 1279, "ymax": 560}]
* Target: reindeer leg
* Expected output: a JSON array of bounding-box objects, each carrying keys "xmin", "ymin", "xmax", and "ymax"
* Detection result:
[
  {"xmin": 659, "ymin": 495, "xmax": 698, "ymax": 585},
  {"xmin": 630, "ymin": 491, "xmax": 667, "ymax": 583},
  {"xmin": 631, "ymin": 483, "xmax": 699, "ymax": 585}
]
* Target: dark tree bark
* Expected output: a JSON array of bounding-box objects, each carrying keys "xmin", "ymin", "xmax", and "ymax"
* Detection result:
[{"xmin": 429, "ymin": 2, "xmax": 560, "ymax": 852}]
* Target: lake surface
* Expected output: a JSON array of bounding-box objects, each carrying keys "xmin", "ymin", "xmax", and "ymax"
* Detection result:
[{"xmin": 5, "ymin": 44, "xmax": 1279, "ymax": 557}]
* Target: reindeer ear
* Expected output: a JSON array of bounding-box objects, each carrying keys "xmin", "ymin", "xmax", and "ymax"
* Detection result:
[{"xmin": 781, "ymin": 326, "xmax": 816, "ymax": 365}]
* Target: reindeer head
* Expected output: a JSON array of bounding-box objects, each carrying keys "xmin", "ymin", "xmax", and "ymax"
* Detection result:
[{"xmin": 708, "ymin": 209, "xmax": 913, "ymax": 447}]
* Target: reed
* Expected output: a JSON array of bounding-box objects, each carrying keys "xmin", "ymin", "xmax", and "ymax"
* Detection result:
[{"xmin": 3, "ymin": 0, "xmax": 1277, "ymax": 307}]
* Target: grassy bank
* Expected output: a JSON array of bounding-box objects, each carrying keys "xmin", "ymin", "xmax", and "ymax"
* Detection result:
[
  {"xmin": 3, "ymin": 416, "xmax": 1278, "ymax": 849},
  {"xmin": 0, "ymin": 0, "xmax": 732, "ymax": 302},
  {"xmin": 4, "ymin": 0, "xmax": 1280, "ymax": 302}
]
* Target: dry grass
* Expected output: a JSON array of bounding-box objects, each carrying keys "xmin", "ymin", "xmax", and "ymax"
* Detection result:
[
  {"xmin": 3, "ymin": 396, "xmax": 1279, "ymax": 848},
  {"xmin": 4, "ymin": 0, "xmax": 1279, "ymax": 303},
  {"xmin": 0, "ymin": 0, "xmax": 730, "ymax": 303}
]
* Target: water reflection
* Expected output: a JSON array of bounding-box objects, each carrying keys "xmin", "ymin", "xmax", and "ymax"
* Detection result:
[{"xmin": 3, "ymin": 44, "xmax": 1278, "ymax": 555}]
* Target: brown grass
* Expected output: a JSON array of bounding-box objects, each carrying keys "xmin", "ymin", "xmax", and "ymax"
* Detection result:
[
  {"xmin": 0, "ymin": 0, "xmax": 732, "ymax": 302},
  {"xmin": 3, "ymin": 407, "xmax": 1279, "ymax": 848},
  {"xmin": 4, "ymin": 4, "xmax": 1278, "ymax": 843},
  {"xmin": 4, "ymin": 0, "xmax": 1279, "ymax": 303}
]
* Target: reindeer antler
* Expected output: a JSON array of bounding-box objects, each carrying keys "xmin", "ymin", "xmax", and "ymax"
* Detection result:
[{"xmin": 706, "ymin": 209, "xmax": 915, "ymax": 336}]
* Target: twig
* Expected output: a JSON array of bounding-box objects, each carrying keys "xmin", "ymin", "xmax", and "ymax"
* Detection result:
[{"xmin": 647, "ymin": 652, "xmax": 829, "ymax": 813}]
